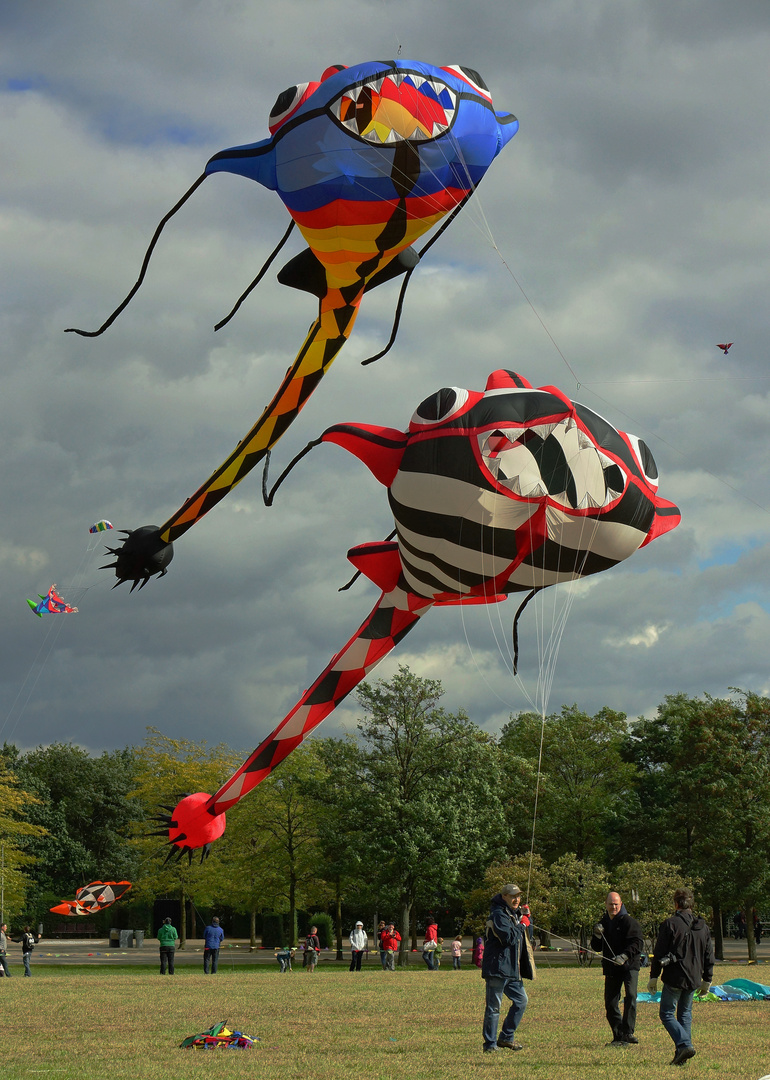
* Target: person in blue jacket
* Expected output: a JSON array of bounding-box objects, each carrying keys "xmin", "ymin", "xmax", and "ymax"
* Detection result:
[
  {"xmin": 481, "ymin": 883, "xmax": 535, "ymax": 1053},
  {"xmin": 203, "ymin": 916, "xmax": 225, "ymax": 974}
]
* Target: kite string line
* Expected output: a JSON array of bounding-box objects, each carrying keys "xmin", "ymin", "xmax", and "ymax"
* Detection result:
[
  {"xmin": 527, "ymin": 920, "xmax": 611, "ymax": 960},
  {"xmin": 525, "ymin": 710, "xmax": 546, "ymax": 903},
  {"xmin": 454, "ymin": 460, "xmax": 601, "ymax": 901},
  {"xmin": 0, "ymin": 616, "xmax": 65, "ymax": 742},
  {"xmin": 1, "ymin": 535, "xmax": 113, "ymax": 743},
  {"xmin": 459, "ymin": 163, "xmax": 770, "ymax": 520}
]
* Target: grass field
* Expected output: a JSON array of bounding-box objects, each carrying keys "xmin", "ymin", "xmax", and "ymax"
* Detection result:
[{"xmin": 1, "ymin": 963, "xmax": 768, "ymax": 1079}]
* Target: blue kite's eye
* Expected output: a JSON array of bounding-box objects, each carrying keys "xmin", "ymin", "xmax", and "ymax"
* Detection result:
[
  {"xmin": 411, "ymin": 386, "xmax": 469, "ymax": 426},
  {"xmin": 269, "ymin": 83, "xmax": 311, "ymax": 130}
]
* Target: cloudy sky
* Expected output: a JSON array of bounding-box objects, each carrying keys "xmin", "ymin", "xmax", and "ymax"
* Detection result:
[{"xmin": 2, "ymin": 0, "xmax": 769, "ymax": 761}]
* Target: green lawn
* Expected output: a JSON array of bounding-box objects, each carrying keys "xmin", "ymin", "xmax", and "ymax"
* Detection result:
[{"xmin": 1, "ymin": 963, "xmax": 768, "ymax": 1079}]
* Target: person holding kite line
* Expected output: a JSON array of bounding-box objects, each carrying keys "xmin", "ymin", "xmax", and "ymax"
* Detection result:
[
  {"xmin": 590, "ymin": 891, "xmax": 644, "ymax": 1046},
  {"xmin": 481, "ymin": 884, "xmax": 535, "ymax": 1053}
]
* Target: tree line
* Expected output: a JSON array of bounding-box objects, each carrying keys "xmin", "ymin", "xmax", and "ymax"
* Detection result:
[{"xmin": 1, "ymin": 667, "xmax": 768, "ymax": 963}]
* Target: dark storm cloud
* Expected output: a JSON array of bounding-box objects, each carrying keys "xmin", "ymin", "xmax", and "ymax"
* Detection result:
[{"xmin": 1, "ymin": 0, "xmax": 769, "ymax": 759}]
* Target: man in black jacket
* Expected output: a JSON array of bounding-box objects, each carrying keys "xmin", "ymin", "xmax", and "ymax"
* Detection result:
[
  {"xmin": 590, "ymin": 891, "xmax": 644, "ymax": 1045},
  {"xmin": 647, "ymin": 887, "xmax": 713, "ymax": 1066}
]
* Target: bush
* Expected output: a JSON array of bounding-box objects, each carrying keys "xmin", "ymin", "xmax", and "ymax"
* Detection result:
[
  {"xmin": 308, "ymin": 912, "xmax": 334, "ymax": 948},
  {"xmin": 261, "ymin": 913, "xmax": 285, "ymax": 948}
]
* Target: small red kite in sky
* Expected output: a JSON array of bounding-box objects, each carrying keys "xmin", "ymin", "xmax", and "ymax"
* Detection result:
[{"xmin": 717, "ymin": 343, "xmax": 733, "ymax": 354}]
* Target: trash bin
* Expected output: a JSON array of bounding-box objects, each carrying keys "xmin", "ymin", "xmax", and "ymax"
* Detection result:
[
  {"xmin": 134, "ymin": 930, "xmax": 144, "ymax": 949},
  {"xmin": 119, "ymin": 929, "xmax": 132, "ymax": 949},
  {"xmin": 109, "ymin": 929, "xmax": 120, "ymax": 948}
]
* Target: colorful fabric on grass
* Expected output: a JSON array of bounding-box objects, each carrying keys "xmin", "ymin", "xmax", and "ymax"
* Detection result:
[
  {"xmin": 180, "ymin": 1021, "xmax": 258, "ymax": 1049},
  {"xmin": 639, "ymin": 980, "xmax": 770, "ymax": 1003}
]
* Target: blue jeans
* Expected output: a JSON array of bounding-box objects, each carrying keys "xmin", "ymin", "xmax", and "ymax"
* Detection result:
[
  {"xmin": 23, "ymin": 952, "xmax": 31, "ymax": 977},
  {"xmin": 203, "ymin": 947, "xmax": 219, "ymax": 973},
  {"xmin": 483, "ymin": 976, "xmax": 528, "ymax": 1049},
  {"xmin": 422, "ymin": 952, "xmax": 434, "ymax": 970},
  {"xmin": 659, "ymin": 983, "xmax": 694, "ymax": 1050}
]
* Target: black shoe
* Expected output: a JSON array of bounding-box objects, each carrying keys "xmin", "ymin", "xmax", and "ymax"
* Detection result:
[
  {"xmin": 622, "ymin": 1034, "xmax": 639, "ymax": 1044},
  {"xmin": 671, "ymin": 1046, "xmax": 696, "ymax": 1066},
  {"xmin": 498, "ymin": 1040, "xmax": 523, "ymax": 1050},
  {"xmin": 607, "ymin": 1037, "xmax": 624, "ymax": 1046},
  {"xmin": 483, "ymin": 1046, "xmax": 499, "ymax": 1053}
]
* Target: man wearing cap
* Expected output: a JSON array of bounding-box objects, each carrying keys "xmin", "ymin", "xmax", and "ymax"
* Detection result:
[
  {"xmin": 203, "ymin": 916, "xmax": 224, "ymax": 974},
  {"xmin": 349, "ymin": 920, "xmax": 367, "ymax": 971},
  {"xmin": 481, "ymin": 883, "xmax": 535, "ymax": 1053},
  {"xmin": 590, "ymin": 891, "xmax": 645, "ymax": 1046}
]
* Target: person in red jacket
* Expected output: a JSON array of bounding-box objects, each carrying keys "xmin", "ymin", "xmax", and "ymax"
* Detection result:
[
  {"xmin": 381, "ymin": 923, "xmax": 401, "ymax": 971},
  {"xmin": 422, "ymin": 919, "xmax": 438, "ymax": 970}
]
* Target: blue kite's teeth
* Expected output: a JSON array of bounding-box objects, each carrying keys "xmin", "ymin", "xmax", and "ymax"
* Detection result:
[{"xmin": 331, "ymin": 73, "xmax": 457, "ymax": 144}]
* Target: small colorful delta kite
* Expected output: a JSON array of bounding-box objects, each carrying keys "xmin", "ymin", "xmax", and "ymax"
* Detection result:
[
  {"xmin": 153, "ymin": 369, "xmax": 680, "ymax": 861},
  {"xmin": 717, "ymin": 342, "xmax": 733, "ymax": 354},
  {"xmin": 67, "ymin": 59, "xmax": 518, "ymax": 588},
  {"xmin": 49, "ymin": 880, "xmax": 132, "ymax": 916},
  {"xmin": 180, "ymin": 1022, "xmax": 258, "ymax": 1050},
  {"xmin": 27, "ymin": 584, "xmax": 78, "ymax": 617}
]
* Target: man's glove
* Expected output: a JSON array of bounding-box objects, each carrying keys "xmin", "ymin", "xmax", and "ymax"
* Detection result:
[
  {"xmin": 593, "ymin": 922, "xmax": 604, "ymax": 937},
  {"xmin": 647, "ymin": 978, "xmax": 658, "ymax": 994},
  {"xmin": 698, "ymin": 980, "xmax": 711, "ymax": 996},
  {"xmin": 611, "ymin": 952, "xmax": 628, "ymax": 966}
]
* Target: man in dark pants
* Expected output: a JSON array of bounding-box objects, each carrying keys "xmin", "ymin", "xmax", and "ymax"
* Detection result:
[
  {"xmin": 157, "ymin": 916, "xmax": 178, "ymax": 975},
  {"xmin": 647, "ymin": 887, "xmax": 713, "ymax": 1066},
  {"xmin": 590, "ymin": 891, "xmax": 644, "ymax": 1045},
  {"xmin": 481, "ymin": 883, "xmax": 535, "ymax": 1053},
  {"xmin": 203, "ymin": 916, "xmax": 224, "ymax": 974}
]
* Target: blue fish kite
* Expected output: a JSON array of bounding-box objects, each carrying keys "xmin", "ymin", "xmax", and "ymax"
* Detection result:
[{"xmin": 67, "ymin": 60, "xmax": 518, "ymax": 585}]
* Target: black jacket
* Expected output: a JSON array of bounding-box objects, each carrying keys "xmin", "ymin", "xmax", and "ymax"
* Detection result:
[
  {"xmin": 590, "ymin": 906, "xmax": 644, "ymax": 975},
  {"xmin": 649, "ymin": 910, "xmax": 714, "ymax": 990}
]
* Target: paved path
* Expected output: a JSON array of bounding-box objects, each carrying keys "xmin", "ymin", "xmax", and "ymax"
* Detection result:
[{"xmin": 6, "ymin": 934, "xmax": 767, "ymax": 970}]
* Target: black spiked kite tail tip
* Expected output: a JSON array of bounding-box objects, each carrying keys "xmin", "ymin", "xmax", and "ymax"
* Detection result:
[{"xmin": 101, "ymin": 525, "xmax": 174, "ymax": 589}]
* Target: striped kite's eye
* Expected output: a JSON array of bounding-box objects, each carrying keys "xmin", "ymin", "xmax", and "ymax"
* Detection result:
[
  {"xmin": 410, "ymin": 386, "xmax": 469, "ymax": 427},
  {"xmin": 627, "ymin": 435, "xmax": 659, "ymax": 491}
]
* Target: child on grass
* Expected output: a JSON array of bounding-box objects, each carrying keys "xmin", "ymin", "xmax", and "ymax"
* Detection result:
[{"xmin": 275, "ymin": 946, "xmax": 295, "ymax": 972}]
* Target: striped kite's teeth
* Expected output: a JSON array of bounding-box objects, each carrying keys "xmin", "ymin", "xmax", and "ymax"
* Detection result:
[{"xmin": 532, "ymin": 422, "xmax": 557, "ymax": 440}]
